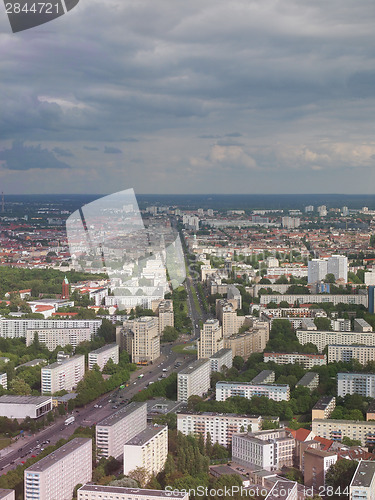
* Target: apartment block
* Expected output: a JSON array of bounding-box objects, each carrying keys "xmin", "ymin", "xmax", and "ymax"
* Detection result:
[
  {"xmin": 0, "ymin": 490, "xmax": 15, "ymax": 500},
  {"xmin": 260, "ymin": 295, "xmax": 367, "ymax": 307},
  {"xmin": 0, "ymin": 373, "xmax": 7, "ymax": 390},
  {"xmin": 88, "ymin": 343, "xmax": 119, "ymax": 370},
  {"xmin": 118, "ymin": 317, "xmax": 160, "ymax": 364},
  {"xmin": 232, "ymin": 429, "xmax": 294, "ymax": 471},
  {"xmin": 296, "ymin": 372, "xmax": 319, "ymax": 391},
  {"xmin": 308, "ymin": 259, "xmax": 328, "ymax": 284},
  {"xmin": 210, "ymin": 348, "xmax": 233, "ymax": 372},
  {"xmin": 338, "ymin": 372, "xmax": 375, "ymax": 398},
  {"xmin": 41, "ymin": 355, "xmax": 85, "ymax": 395},
  {"xmin": 197, "ymin": 319, "xmax": 223, "ymax": 359},
  {"xmin": 264, "ymin": 352, "xmax": 326, "ymax": 369},
  {"xmin": 216, "ymin": 299, "xmax": 242, "ymax": 337},
  {"xmin": 354, "ymin": 319, "xmax": 373, "ymax": 333},
  {"xmin": 96, "ymin": 402, "xmax": 147, "ymax": 458},
  {"xmin": 328, "ymin": 344, "xmax": 375, "ymax": 365},
  {"xmin": 0, "ymin": 318, "xmax": 102, "ymax": 339},
  {"xmin": 297, "ymin": 330, "xmax": 375, "ymax": 352},
  {"xmin": 156, "ymin": 299, "xmax": 174, "ymax": 334},
  {"xmin": 216, "ymin": 381, "xmax": 290, "ymax": 402},
  {"xmin": 26, "ymin": 327, "xmax": 92, "ymax": 351},
  {"xmin": 312, "ymin": 419, "xmax": 375, "ymax": 447},
  {"xmin": 224, "ymin": 323, "xmax": 269, "ymax": 360},
  {"xmin": 250, "ymin": 370, "xmax": 275, "ymax": 385},
  {"xmin": 311, "ymin": 396, "xmax": 336, "ymax": 420},
  {"xmin": 177, "ymin": 412, "xmax": 262, "ymax": 447},
  {"xmin": 350, "ymin": 460, "xmax": 375, "ymax": 500},
  {"xmin": 24, "ymin": 438, "xmax": 92, "ymax": 500},
  {"xmin": 77, "ymin": 485, "xmax": 188, "ymax": 500},
  {"xmin": 177, "ymin": 359, "xmax": 211, "ymax": 402},
  {"xmin": 0, "ymin": 395, "xmax": 52, "ymax": 419},
  {"xmin": 123, "ymin": 425, "xmax": 168, "ymax": 478},
  {"xmin": 303, "ymin": 448, "xmax": 337, "ymax": 489}
]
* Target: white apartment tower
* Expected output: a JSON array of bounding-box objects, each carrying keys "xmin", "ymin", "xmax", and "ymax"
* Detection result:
[
  {"xmin": 197, "ymin": 319, "xmax": 223, "ymax": 359},
  {"xmin": 177, "ymin": 359, "xmax": 211, "ymax": 402},
  {"xmin": 308, "ymin": 259, "xmax": 328, "ymax": 284},
  {"xmin": 41, "ymin": 355, "xmax": 85, "ymax": 395},
  {"xmin": 24, "ymin": 438, "xmax": 92, "ymax": 500},
  {"xmin": 88, "ymin": 343, "xmax": 119, "ymax": 370}
]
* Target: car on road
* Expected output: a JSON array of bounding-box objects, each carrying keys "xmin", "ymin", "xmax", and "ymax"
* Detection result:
[{"xmin": 94, "ymin": 404, "xmax": 98, "ymax": 408}]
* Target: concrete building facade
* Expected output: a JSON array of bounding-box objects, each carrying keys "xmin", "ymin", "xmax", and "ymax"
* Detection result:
[
  {"xmin": 197, "ymin": 319, "xmax": 223, "ymax": 359},
  {"xmin": 77, "ymin": 485, "xmax": 189, "ymax": 500},
  {"xmin": 41, "ymin": 355, "xmax": 85, "ymax": 395},
  {"xmin": 88, "ymin": 343, "xmax": 119, "ymax": 370},
  {"xmin": 177, "ymin": 359, "xmax": 211, "ymax": 402},
  {"xmin": 216, "ymin": 381, "xmax": 290, "ymax": 402},
  {"xmin": 0, "ymin": 395, "xmax": 52, "ymax": 419},
  {"xmin": 210, "ymin": 348, "xmax": 233, "ymax": 372},
  {"xmin": 263, "ymin": 352, "xmax": 326, "ymax": 369}
]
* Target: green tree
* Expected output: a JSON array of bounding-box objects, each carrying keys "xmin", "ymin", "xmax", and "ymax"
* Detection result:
[{"xmin": 325, "ymin": 460, "xmax": 357, "ymax": 500}]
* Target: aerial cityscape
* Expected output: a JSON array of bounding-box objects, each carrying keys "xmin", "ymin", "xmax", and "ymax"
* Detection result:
[{"xmin": 2, "ymin": 0, "xmax": 375, "ymax": 499}]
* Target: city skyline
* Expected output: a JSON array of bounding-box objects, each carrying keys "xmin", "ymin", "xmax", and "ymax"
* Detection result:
[{"xmin": 1, "ymin": 0, "xmax": 375, "ymax": 195}]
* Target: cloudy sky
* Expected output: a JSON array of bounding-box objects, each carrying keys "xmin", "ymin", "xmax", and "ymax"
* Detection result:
[{"xmin": 1, "ymin": 0, "xmax": 375, "ymax": 194}]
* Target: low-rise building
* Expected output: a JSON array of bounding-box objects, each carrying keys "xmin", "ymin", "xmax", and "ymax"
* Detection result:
[
  {"xmin": 88, "ymin": 343, "xmax": 119, "ymax": 370},
  {"xmin": 24, "ymin": 438, "xmax": 92, "ymax": 500},
  {"xmin": 123, "ymin": 425, "xmax": 168, "ymax": 478},
  {"xmin": 77, "ymin": 485, "xmax": 188, "ymax": 500},
  {"xmin": 210, "ymin": 348, "xmax": 232, "ymax": 372},
  {"xmin": 216, "ymin": 381, "xmax": 290, "ymax": 402},
  {"xmin": 0, "ymin": 395, "xmax": 52, "ymax": 419},
  {"xmin": 264, "ymin": 352, "xmax": 326, "ymax": 369},
  {"xmin": 96, "ymin": 402, "xmax": 147, "ymax": 459},
  {"xmin": 177, "ymin": 412, "xmax": 262, "ymax": 447},
  {"xmin": 312, "ymin": 419, "xmax": 375, "ymax": 447},
  {"xmin": 232, "ymin": 429, "xmax": 295, "ymax": 471},
  {"xmin": 296, "ymin": 372, "xmax": 319, "ymax": 391},
  {"xmin": 354, "ymin": 319, "xmax": 373, "ymax": 333},
  {"xmin": 350, "ymin": 460, "xmax": 375, "ymax": 500},
  {"xmin": 41, "ymin": 355, "xmax": 85, "ymax": 395},
  {"xmin": 177, "ymin": 359, "xmax": 211, "ymax": 403},
  {"xmin": 311, "ymin": 396, "xmax": 336, "ymax": 420},
  {"xmin": 250, "ymin": 370, "xmax": 275, "ymax": 385}
]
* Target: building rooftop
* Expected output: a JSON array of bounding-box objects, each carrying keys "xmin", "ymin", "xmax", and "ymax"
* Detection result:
[
  {"xmin": 78, "ymin": 485, "xmax": 187, "ymax": 498},
  {"xmin": 304, "ymin": 447, "xmax": 337, "ymax": 458},
  {"xmin": 25, "ymin": 438, "xmax": 91, "ymax": 473},
  {"xmin": 97, "ymin": 402, "xmax": 146, "ymax": 427},
  {"xmin": 0, "ymin": 489, "xmax": 15, "ymax": 499},
  {"xmin": 210, "ymin": 348, "xmax": 232, "ymax": 359},
  {"xmin": 312, "ymin": 396, "xmax": 335, "ymax": 410},
  {"xmin": 125, "ymin": 425, "xmax": 166, "ymax": 446},
  {"xmin": 146, "ymin": 398, "xmax": 185, "ymax": 415},
  {"xmin": 296, "ymin": 372, "xmax": 319, "ymax": 385},
  {"xmin": 216, "ymin": 380, "xmax": 289, "ymax": 388},
  {"xmin": 15, "ymin": 358, "xmax": 46, "ymax": 370},
  {"xmin": 0, "ymin": 395, "xmax": 51, "ymax": 405},
  {"xmin": 265, "ymin": 480, "xmax": 297, "ymax": 500},
  {"xmin": 351, "ymin": 460, "xmax": 375, "ymax": 488},
  {"xmin": 178, "ymin": 358, "xmax": 210, "ymax": 375},
  {"xmin": 43, "ymin": 354, "xmax": 84, "ymax": 370},
  {"xmin": 89, "ymin": 343, "xmax": 118, "ymax": 355},
  {"xmin": 251, "ymin": 370, "xmax": 275, "ymax": 384},
  {"xmin": 177, "ymin": 410, "xmax": 261, "ymax": 419}
]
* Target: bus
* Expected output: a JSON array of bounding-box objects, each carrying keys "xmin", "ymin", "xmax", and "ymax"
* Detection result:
[{"xmin": 65, "ymin": 416, "xmax": 75, "ymax": 426}]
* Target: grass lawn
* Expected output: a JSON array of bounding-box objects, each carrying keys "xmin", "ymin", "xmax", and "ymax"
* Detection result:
[
  {"xmin": 0, "ymin": 437, "xmax": 12, "ymax": 450},
  {"xmin": 172, "ymin": 343, "xmax": 197, "ymax": 356}
]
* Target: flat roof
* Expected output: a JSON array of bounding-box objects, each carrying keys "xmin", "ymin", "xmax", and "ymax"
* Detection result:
[
  {"xmin": 125, "ymin": 425, "xmax": 166, "ymax": 446},
  {"xmin": 146, "ymin": 398, "xmax": 185, "ymax": 415},
  {"xmin": 0, "ymin": 489, "xmax": 15, "ymax": 499},
  {"xmin": 0, "ymin": 395, "xmax": 51, "ymax": 405},
  {"xmin": 15, "ymin": 358, "xmax": 46, "ymax": 370},
  {"xmin": 312, "ymin": 396, "xmax": 335, "ymax": 410},
  {"xmin": 177, "ymin": 411, "xmax": 260, "ymax": 419},
  {"xmin": 43, "ymin": 354, "xmax": 84, "ymax": 370},
  {"xmin": 216, "ymin": 381, "xmax": 289, "ymax": 388},
  {"xmin": 297, "ymin": 372, "xmax": 319, "ymax": 385},
  {"xmin": 97, "ymin": 402, "xmax": 146, "ymax": 427},
  {"xmin": 266, "ymin": 480, "xmax": 297, "ymax": 500},
  {"xmin": 78, "ymin": 485, "xmax": 187, "ymax": 498},
  {"xmin": 351, "ymin": 460, "xmax": 375, "ymax": 488},
  {"xmin": 89, "ymin": 343, "xmax": 118, "ymax": 355},
  {"xmin": 178, "ymin": 358, "xmax": 210, "ymax": 374},
  {"xmin": 25, "ymin": 438, "xmax": 91, "ymax": 473},
  {"xmin": 210, "ymin": 348, "xmax": 232, "ymax": 359},
  {"xmin": 251, "ymin": 370, "xmax": 275, "ymax": 384}
]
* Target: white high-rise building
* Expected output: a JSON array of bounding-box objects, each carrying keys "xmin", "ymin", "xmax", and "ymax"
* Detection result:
[
  {"xmin": 197, "ymin": 319, "xmax": 223, "ymax": 359},
  {"xmin": 177, "ymin": 359, "xmax": 211, "ymax": 402},
  {"xmin": 88, "ymin": 343, "xmax": 119, "ymax": 370},
  {"xmin": 24, "ymin": 438, "xmax": 92, "ymax": 500},
  {"xmin": 308, "ymin": 259, "xmax": 328, "ymax": 284},
  {"xmin": 41, "ymin": 355, "xmax": 85, "ymax": 395},
  {"xmin": 327, "ymin": 255, "xmax": 348, "ymax": 283},
  {"xmin": 338, "ymin": 373, "xmax": 375, "ymax": 398},
  {"xmin": 350, "ymin": 460, "xmax": 375, "ymax": 500}
]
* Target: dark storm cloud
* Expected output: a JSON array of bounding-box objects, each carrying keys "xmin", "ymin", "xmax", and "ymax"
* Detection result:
[
  {"xmin": 0, "ymin": 142, "xmax": 72, "ymax": 170},
  {"xmin": 104, "ymin": 146, "xmax": 123, "ymax": 154}
]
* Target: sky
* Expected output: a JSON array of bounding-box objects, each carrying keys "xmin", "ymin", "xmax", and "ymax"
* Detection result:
[{"xmin": 1, "ymin": 0, "xmax": 375, "ymax": 195}]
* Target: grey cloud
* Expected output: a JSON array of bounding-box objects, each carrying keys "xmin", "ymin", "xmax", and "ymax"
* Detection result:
[
  {"xmin": 53, "ymin": 147, "xmax": 74, "ymax": 157},
  {"xmin": 104, "ymin": 146, "xmax": 123, "ymax": 154},
  {"xmin": 0, "ymin": 141, "xmax": 72, "ymax": 170},
  {"xmin": 83, "ymin": 146, "xmax": 99, "ymax": 151}
]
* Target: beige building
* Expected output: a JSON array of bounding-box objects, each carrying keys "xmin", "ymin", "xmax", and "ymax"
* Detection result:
[
  {"xmin": 350, "ymin": 460, "xmax": 375, "ymax": 500},
  {"xmin": 0, "ymin": 490, "xmax": 15, "ymax": 500},
  {"xmin": 328, "ymin": 344, "xmax": 375, "ymax": 365},
  {"xmin": 96, "ymin": 402, "xmax": 147, "ymax": 458},
  {"xmin": 311, "ymin": 396, "xmax": 336, "ymax": 420},
  {"xmin": 177, "ymin": 359, "xmax": 211, "ymax": 402},
  {"xmin": 78, "ymin": 485, "xmax": 188, "ymax": 500},
  {"xmin": 303, "ymin": 448, "xmax": 337, "ymax": 489},
  {"xmin": 177, "ymin": 412, "xmax": 262, "ymax": 447},
  {"xmin": 224, "ymin": 323, "xmax": 269, "ymax": 360},
  {"xmin": 26, "ymin": 327, "xmax": 91, "ymax": 351},
  {"xmin": 24, "ymin": 438, "xmax": 92, "ymax": 500},
  {"xmin": 264, "ymin": 352, "xmax": 326, "ymax": 369},
  {"xmin": 41, "ymin": 355, "xmax": 85, "ymax": 395},
  {"xmin": 297, "ymin": 330, "xmax": 375, "ymax": 352},
  {"xmin": 119, "ymin": 317, "xmax": 160, "ymax": 364},
  {"xmin": 156, "ymin": 299, "xmax": 174, "ymax": 334},
  {"xmin": 216, "ymin": 299, "xmax": 242, "ymax": 337},
  {"xmin": 312, "ymin": 419, "xmax": 375, "ymax": 447},
  {"xmin": 88, "ymin": 343, "xmax": 119, "ymax": 370},
  {"xmin": 123, "ymin": 425, "xmax": 168, "ymax": 478},
  {"xmin": 197, "ymin": 319, "xmax": 223, "ymax": 359}
]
